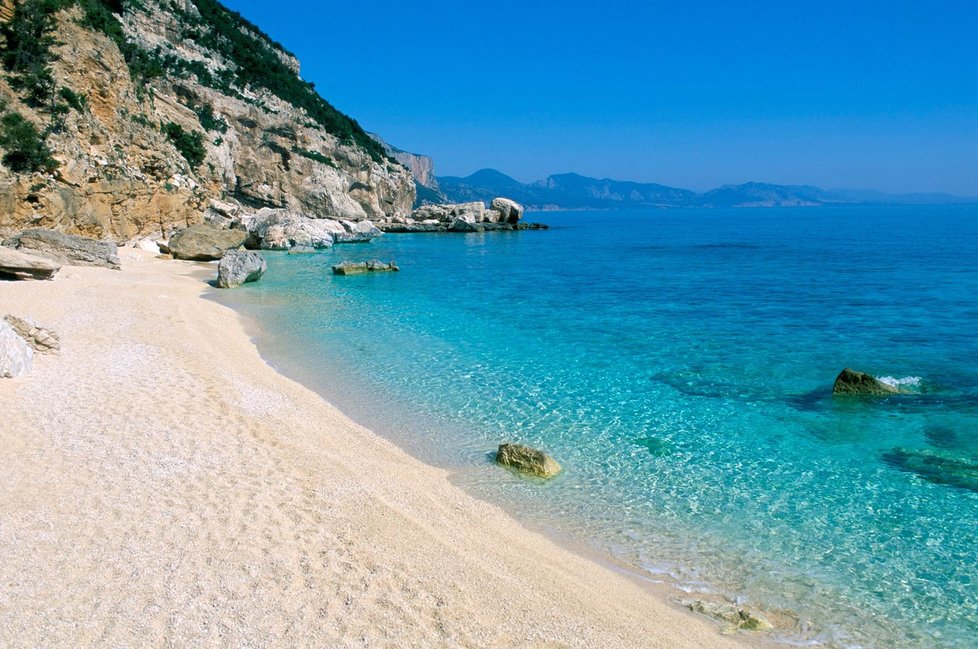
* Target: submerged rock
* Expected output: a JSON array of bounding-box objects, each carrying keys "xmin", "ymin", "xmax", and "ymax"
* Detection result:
[
  {"xmin": 168, "ymin": 224, "xmax": 246, "ymax": 261},
  {"xmin": 0, "ymin": 319, "xmax": 33, "ymax": 379},
  {"xmin": 0, "ymin": 246, "xmax": 61, "ymax": 280},
  {"xmin": 495, "ymin": 443, "xmax": 562, "ymax": 479},
  {"xmin": 331, "ymin": 260, "xmax": 399, "ymax": 275},
  {"xmin": 882, "ymin": 447, "xmax": 978, "ymax": 492},
  {"xmin": 3, "ymin": 229, "xmax": 120, "ymax": 270},
  {"xmin": 287, "ymin": 245, "xmax": 317, "ymax": 255},
  {"xmin": 334, "ymin": 220, "xmax": 382, "ymax": 243},
  {"xmin": 3, "ymin": 315, "xmax": 60, "ymax": 354},
  {"xmin": 832, "ymin": 368, "xmax": 908, "ymax": 396},
  {"xmin": 684, "ymin": 599, "xmax": 773, "ymax": 632},
  {"xmin": 216, "ymin": 250, "xmax": 267, "ymax": 288}
]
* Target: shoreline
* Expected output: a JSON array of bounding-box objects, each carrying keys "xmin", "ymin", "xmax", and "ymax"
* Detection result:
[{"xmin": 0, "ymin": 250, "xmax": 754, "ymax": 647}]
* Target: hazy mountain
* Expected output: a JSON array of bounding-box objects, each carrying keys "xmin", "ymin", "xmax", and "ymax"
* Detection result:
[{"xmin": 437, "ymin": 169, "xmax": 978, "ymax": 210}]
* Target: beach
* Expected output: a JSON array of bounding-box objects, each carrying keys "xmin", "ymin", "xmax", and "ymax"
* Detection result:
[{"xmin": 0, "ymin": 249, "xmax": 748, "ymax": 648}]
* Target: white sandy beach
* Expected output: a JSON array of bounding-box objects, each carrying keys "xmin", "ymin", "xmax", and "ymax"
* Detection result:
[{"xmin": 0, "ymin": 250, "xmax": 749, "ymax": 648}]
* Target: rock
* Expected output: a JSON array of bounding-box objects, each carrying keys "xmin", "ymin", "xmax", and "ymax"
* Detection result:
[
  {"xmin": 882, "ymin": 447, "xmax": 978, "ymax": 492},
  {"xmin": 684, "ymin": 600, "xmax": 773, "ymax": 632},
  {"xmin": 3, "ymin": 229, "xmax": 120, "ymax": 270},
  {"xmin": 243, "ymin": 208, "xmax": 344, "ymax": 250},
  {"xmin": 331, "ymin": 260, "xmax": 399, "ymax": 275},
  {"xmin": 168, "ymin": 224, "xmax": 246, "ymax": 261},
  {"xmin": 376, "ymin": 222, "xmax": 445, "ymax": 233},
  {"xmin": 334, "ymin": 220, "xmax": 383, "ymax": 243},
  {"xmin": 0, "ymin": 246, "xmax": 62, "ymax": 280},
  {"xmin": 3, "ymin": 315, "xmax": 60, "ymax": 354},
  {"xmin": 133, "ymin": 238, "xmax": 161, "ymax": 254},
  {"xmin": 495, "ymin": 443, "xmax": 562, "ymax": 479},
  {"xmin": 287, "ymin": 245, "xmax": 317, "ymax": 255},
  {"xmin": 0, "ymin": 319, "xmax": 33, "ymax": 379},
  {"xmin": 833, "ymin": 368, "xmax": 908, "ymax": 396},
  {"xmin": 411, "ymin": 201, "xmax": 485, "ymax": 224},
  {"xmin": 491, "ymin": 197, "xmax": 524, "ymax": 224},
  {"xmin": 449, "ymin": 218, "xmax": 485, "ymax": 233},
  {"xmin": 216, "ymin": 250, "xmax": 267, "ymax": 288}
]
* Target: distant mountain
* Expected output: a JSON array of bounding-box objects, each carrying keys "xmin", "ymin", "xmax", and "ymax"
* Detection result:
[{"xmin": 436, "ymin": 169, "xmax": 978, "ymax": 210}]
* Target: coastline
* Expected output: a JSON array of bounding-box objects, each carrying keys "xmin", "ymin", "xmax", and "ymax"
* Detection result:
[{"xmin": 0, "ymin": 250, "xmax": 752, "ymax": 648}]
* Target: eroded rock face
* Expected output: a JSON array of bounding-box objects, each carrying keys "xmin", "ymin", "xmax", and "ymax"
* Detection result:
[
  {"xmin": 216, "ymin": 250, "xmax": 266, "ymax": 288},
  {"xmin": 331, "ymin": 260, "xmax": 399, "ymax": 275},
  {"xmin": 833, "ymin": 368, "xmax": 907, "ymax": 396},
  {"xmin": 0, "ymin": 320, "xmax": 33, "ymax": 379},
  {"xmin": 495, "ymin": 443, "xmax": 562, "ymax": 479},
  {"xmin": 0, "ymin": 2, "xmax": 415, "ymax": 243},
  {"xmin": 168, "ymin": 224, "xmax": 246, "ymax": 261},
  {"xmin": 3, "ymin": 229, "xmax": 120, "ymax": 269},
  {"xmin": 3, "ymin": 316, "xmax": 60, "ymax": 354},
  {"xmin": 0, "ymin": 247, "xmax": 62, "ymax": 280}
]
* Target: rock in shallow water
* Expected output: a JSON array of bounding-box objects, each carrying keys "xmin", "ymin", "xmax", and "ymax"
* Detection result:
[
  {"xmin": 883, "ymin": 447, "xmax": 978, "ymax": 492},
  {"xmin": 216, "ymin": 250, "xmax": 267, "ymax": 288},
  {"xmin": 0, "ymin": 320, "xmax": 33, "ymax": 378},
  {"xmin": 3, "ymin": 229, "xmax": 119, "ymax": 269},
  {"xmin": 832, "ymin": 368, "xmax": 908, "ymax": 396},
  {"xmin": 0, "ymin": 246, "xmax": 61, "ymax": 280},
  {"xmin": 331, "ymin": 260, "xmax": 399, "ymax": 275},
  {"xmin": 684, "ymin": 599, "xmax": 773, "ymax": 632},
  {"xmin": 495, "ymin": 443, "xmax": 562, "ymax": 479}
]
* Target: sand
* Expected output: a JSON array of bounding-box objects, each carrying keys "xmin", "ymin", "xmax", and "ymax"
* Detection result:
[{"xmin": 0, "ymin": 250, "xmax": 750, "ymax": 648}]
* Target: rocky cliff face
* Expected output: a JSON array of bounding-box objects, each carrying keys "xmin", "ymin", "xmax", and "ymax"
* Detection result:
[{"xmin": 0, "ymin": 0, "xmax": 415, "ymax": 242}]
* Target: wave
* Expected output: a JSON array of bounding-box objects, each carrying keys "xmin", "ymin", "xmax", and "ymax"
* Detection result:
[{"xmin": 877, "ymin": 375, "xmax": 922, "ymax": 389}]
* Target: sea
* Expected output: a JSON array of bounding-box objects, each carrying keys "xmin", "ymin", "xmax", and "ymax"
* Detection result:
[{"xmin": 211, "ymin": 204, "xmax": 978, "ymax": 648}]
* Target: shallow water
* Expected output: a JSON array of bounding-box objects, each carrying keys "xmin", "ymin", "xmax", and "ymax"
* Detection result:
[{"xmin": 213, "ymin": 205, "xmax": 978, "ymax": 648}]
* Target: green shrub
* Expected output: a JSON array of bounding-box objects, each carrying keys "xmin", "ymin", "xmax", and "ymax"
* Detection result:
[
  {"xmin": 194, "ymin": 103, "xmax": 228, "ymax": 133},
  {"xmin": 0, "ymin": 112, "xmax": 59, "ymax": 173},
  {"xmin": 293, "ymin": 146, "xmax": 337, "ymax": 168},
  {"xmin": 0, "ymin": 0, "xmax": 66, "ymax": 107},
  {"xmin": 59, "ymin": 86, "xmax": 87, "ymax": 111},
  {"xmin": 161, "ymin": 121, "xmax": 205, "ymax": 169}
]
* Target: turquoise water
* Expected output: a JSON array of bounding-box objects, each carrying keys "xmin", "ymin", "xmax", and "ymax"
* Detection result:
[{"xmin": 213, "ymin": 205, "xmax": 978, "ymax": 648}]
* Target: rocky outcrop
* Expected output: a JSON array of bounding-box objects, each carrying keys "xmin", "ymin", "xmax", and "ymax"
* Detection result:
[
  {"xmin": 216, "ymin": 250, "xmax": 266, "ymax": 288},
  {"xmin": 495, "ymin": 443, "xmax": 562, "ymax": 479},
  {"xmin": 377, "ymin": 197, "xmax": 537, "ymax": 233},
  {"xmin": 3, "ymin": 315, "xmax": 60, "ymax": 354},
  {"xmin": 833, "ymin": 368, "xmax": 908, "ymax": 396},
  {"xmin": 3, "ymin": 229, "xmax": 120, "ymax": 269},
  {"xmin": 0, "ymin": 246, "xmax": 62, "ymax": 280},
  {"xmin": 167, "ymin": 224, "xmax": 245, "ymax": 261},
  {"xmin": 240, "ymin": 208, "xmax": 381, "ymax": 249},
  {"xmin": 332, "ymin": 260, "xmax": 399, "ymax": 275},
  {"xmin": 0, "ymin": 319, "xmax": 33, "ymax": 379},
  {"xmin": 0, "ymin": 1, "xmax": 415, "ymax": 243},
  {"xmin": 683, "ymin": 600, "xmax": 773, "ymax": 632}
]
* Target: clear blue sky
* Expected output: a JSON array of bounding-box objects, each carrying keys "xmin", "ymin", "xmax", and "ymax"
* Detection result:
[{"xmin": 221, "ymin": 0, "xmax": 978, "ymax": 194}]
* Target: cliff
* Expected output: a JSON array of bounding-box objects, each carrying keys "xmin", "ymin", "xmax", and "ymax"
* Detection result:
[
  {"xmin": 0, "ymin": 0, "xmax": 416, "ymax": 242},
  {"xmin": 370, "ymin": 133, "xmax": 447, "ymax": 207}
]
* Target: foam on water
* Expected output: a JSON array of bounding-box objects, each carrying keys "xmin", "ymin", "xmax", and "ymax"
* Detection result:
[
  {"xmin": 213, "ymin": 204, "xmax": 978, "ymax": 648},
  {"xmin": 877, "ymin": 375, "xmax": 923, "ymax": 389}
]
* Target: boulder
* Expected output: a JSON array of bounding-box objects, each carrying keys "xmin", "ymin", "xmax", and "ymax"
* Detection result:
[
  {"xmin": 287, "ymin": 245, "xmax": 317, "ymax": 255},
  {"xmin": 833, "ymin": 368, "xmax": 908, "ymax": 396},
  {"xmin": 0, "ymin": 319, "xmax": 33, "ymax": 378},
  {"xmin": 0, "ymin": 246, "xmax": 62, "ymax": 280},
  {"xmin": 243, "ymin": 208, "xmax": 343, "ymax": 250},
  {"xmin": 3, "ymin": 229, "xmax": 120, "ymax": 269},
  {"xmin": 412, "ymin": 201, "xmax": 485, "ymax": 224},
  {"xmin": 331, "ymin": 260, "xmax": 399, "ymax": 275},
  {"xmin": 334, "ymin": 220, "xmax": 383, "ymax": 243},
  {"xmin": 216, "ymin": 250, "xmax": 267, "ymax": 288},
  {"xmin": 684, "ymin": 600, "xmax": 773, "ymax": 632},
  {"xmin": 377, "ymin": 222, "xmax": 445, "ymax": 233},
  {"xmin": 3, "ymin": 315, "xmax": 60, "ymax": 354},
  {"xmin": 491, "ymin": 197, "xmax": 524, "ymax": 224},
  {"xmin": 495, "ymin": 443, "xmax": 562, "ymax": 478},
  {"xmin": 133, "ymin": 238, "xmax": 161, "ymax": 254},
  {"xmin": 168, "ymin": 224, "xmax": 246, "ymax": 261}
]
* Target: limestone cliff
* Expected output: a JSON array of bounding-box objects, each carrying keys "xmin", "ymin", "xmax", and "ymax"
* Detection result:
[
  {"xmin": 0, "ymin": 0, "xmax": 415, "ymax": 242},
  {"xmin": 370, "ymin": 132, "xmax": 447, "ymax": 207}
]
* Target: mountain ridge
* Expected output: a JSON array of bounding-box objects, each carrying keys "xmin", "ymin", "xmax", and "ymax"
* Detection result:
[{"xmin": 437, "ymin": 168, "xmax": 978, "ymax": 210}]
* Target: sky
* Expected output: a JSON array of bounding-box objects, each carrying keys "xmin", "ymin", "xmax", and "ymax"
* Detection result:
[{"xmin": 220, "ymin": 0, "xmax": 978, "ymax": 194}]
